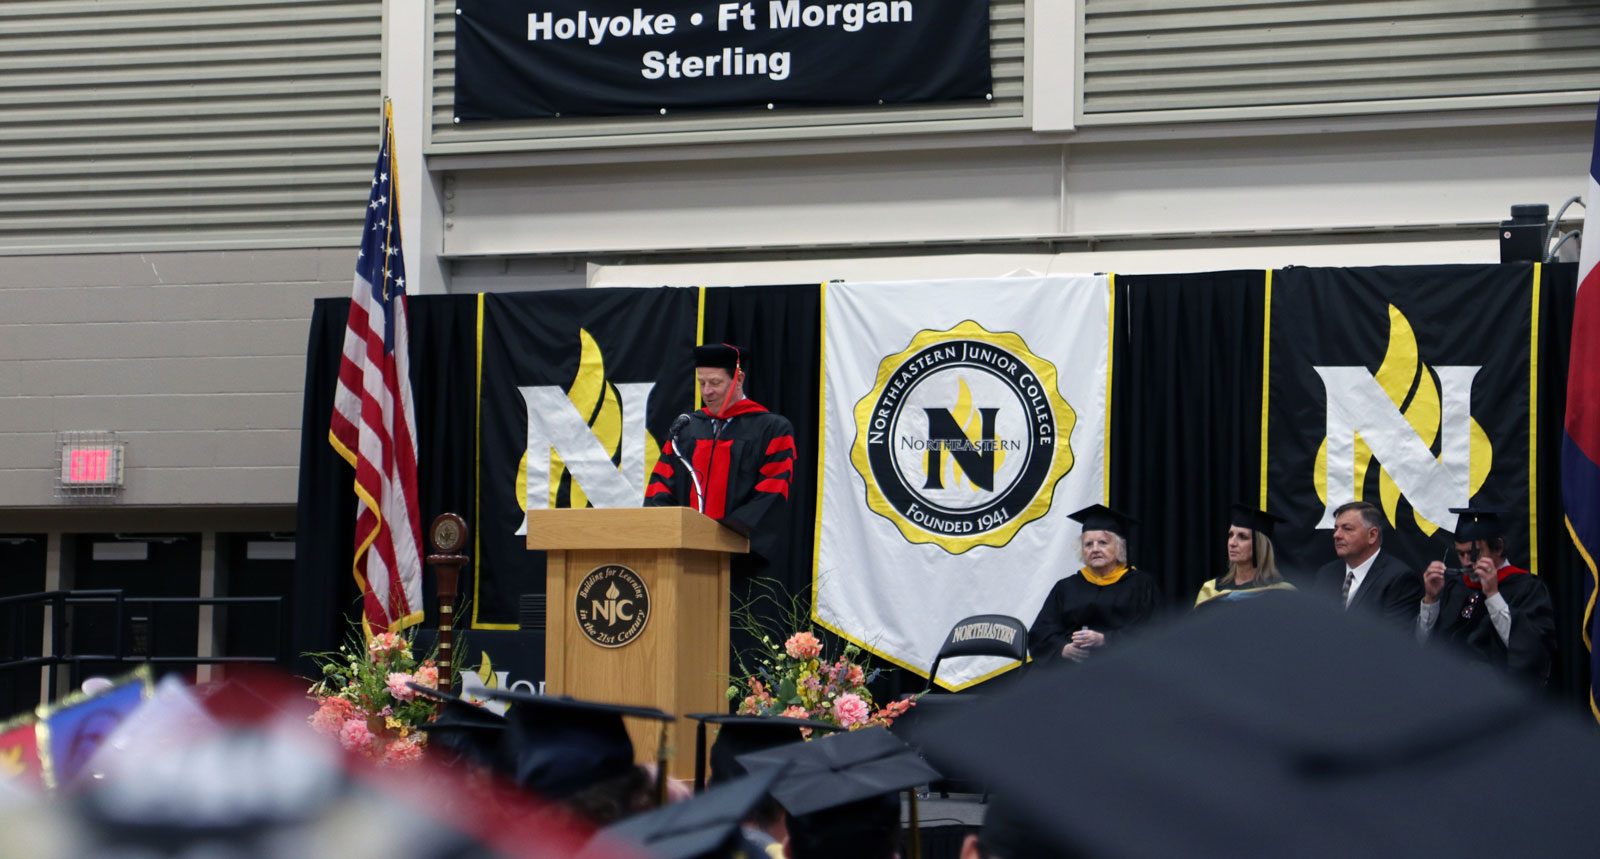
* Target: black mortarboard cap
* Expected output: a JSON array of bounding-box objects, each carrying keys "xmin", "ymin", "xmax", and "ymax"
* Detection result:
[
  {"xmin": 1229, "ymin": 504, "xmax": 1286, "ymax": 538},
  {"xmin": 1066, "ymin": 503, "xmax": 1135, "ymax": 539},
  {"xmin": 408, "ymin": 683, "xmax": 508, "ymax": 773},
  {"xmin": 734, "ymin": 726, "xmax": 940, "ymax": 817},
  {"xmin": 1449, "ymin": 506, "xmax": 1508, "ymax": 541},
  {"xmin": 974, "ymin": 797, "xmax": 1060, "ymax": 859},
  {"xmin": 482, "ymin": 688, "xmax": 673, "ymax": 799},
  {"xmin": 582, "ymin": 766, "xmax": 788, "ymax": 859},
  {"xmin": 692, "ymin": 343, "xmax": 745, "ymax": 374},
  {"xmin": 914, "ymin": 594, "xmax": 1600, "ymax": 857},
  {"xmin": 687, "ymin": 712, "xmax": 843, "ymax": 790}
]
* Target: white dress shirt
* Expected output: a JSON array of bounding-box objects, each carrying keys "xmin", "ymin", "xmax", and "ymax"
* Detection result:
[
  {"xmin": 1343, "ymin": 549, "xmax": 1380, "ymax": 608},
  {"xmin": 1416, "ymin": 561, "xmax": 1513, "ymax": 646}
]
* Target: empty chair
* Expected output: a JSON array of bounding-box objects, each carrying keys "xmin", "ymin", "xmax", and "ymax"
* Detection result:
[
  {"xmin": 895, "ymin": 615, "xmax": 1029, "ymax": 798},
  {"xmin": 923, "ymin": 614, "xmax": 1029, "ymax": 693}
]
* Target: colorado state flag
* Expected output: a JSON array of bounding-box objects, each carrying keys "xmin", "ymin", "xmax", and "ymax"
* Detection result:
[{"xmin": 1564, "ymin": 100, "xmax": 1600, "ymax": 723}]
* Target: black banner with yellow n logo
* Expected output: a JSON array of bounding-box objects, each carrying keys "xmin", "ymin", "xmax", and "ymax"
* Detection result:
[
  {"xmin": 1264, "ymin": 265, "xmax": 1539, "ymax": 579},
  {"xmin": 473, "ymin": 289, "xmax": 698, "ymax": 628}
]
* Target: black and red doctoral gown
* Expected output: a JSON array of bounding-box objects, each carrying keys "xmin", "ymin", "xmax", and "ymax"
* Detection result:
[
  {"xmin": 1429, "ymin": 564, "xmax": 1556, "ymax": 685},
  {"xmin": 643, "ymin": 398, "xmax": 795, "ymax": 565}
]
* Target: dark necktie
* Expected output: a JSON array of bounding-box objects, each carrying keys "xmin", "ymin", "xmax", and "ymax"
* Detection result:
[{"xmin": 1341, "ymin": 570, "xmax": 1355, "ymax": 607}]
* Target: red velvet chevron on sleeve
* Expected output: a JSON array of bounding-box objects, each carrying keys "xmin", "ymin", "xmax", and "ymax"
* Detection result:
[{"xmin": 756, "ymin": 433, "xmax": 796, "ymax": 498}]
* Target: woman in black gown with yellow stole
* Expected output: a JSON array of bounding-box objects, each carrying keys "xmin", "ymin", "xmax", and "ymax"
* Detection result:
[
  {"xmin": 1029, "ymin": 505, "xmax": 1159, "ymax": 664},
  {"xmin": 1194, "ymin": 504, "xmax": 1296, "ymax": 608}
]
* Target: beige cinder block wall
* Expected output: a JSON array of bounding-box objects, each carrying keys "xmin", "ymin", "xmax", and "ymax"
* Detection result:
[{"xmin": 0, "ymin": 249, "xmax": 350, "ymax": 512}]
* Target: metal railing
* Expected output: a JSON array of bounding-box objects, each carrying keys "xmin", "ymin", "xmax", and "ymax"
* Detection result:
[{"xmin": 0, "ymin": 589, "xmax": 285, "ymax": 704}]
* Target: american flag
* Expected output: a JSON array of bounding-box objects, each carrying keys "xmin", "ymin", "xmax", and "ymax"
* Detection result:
[
  {"xmin": 1566, "ymin": 100, "xmax": 1600, "ymax": 722},
  {"xmin": 328, "ymin": 101, "xmax": 423, "ymax": 635}
]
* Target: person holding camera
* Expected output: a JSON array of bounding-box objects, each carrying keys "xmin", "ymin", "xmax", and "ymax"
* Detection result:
[{"xmin": 1417, "ymin": 507, "xmax": 1556, "ymax": 685}]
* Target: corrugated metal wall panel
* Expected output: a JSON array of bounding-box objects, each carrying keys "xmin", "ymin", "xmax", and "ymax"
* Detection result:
[
  {"xmin": 427, "ymin": 0, "xmax": 1027, "ymax": 153},
  {"xmin": 0, "ymin": 0, "xmax": 382, "ymax": 255},
  {"xmin": 1082, "ymin": 0, "xmax": 1600, "ymax": 122}
]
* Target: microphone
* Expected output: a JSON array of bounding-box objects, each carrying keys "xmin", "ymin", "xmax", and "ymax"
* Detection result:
[{"xmin": 667, "ymin": 414, "xmax": 705, "ymax": 514}]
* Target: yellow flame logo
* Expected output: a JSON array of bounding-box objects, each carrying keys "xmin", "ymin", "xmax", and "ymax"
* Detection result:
[
  {"xmin": 475, "ymin": 651, "xmax": 496, "ymax": 690},
  {"xmin": 516, "ymin": 329, "xmax": 662, "ymax": 510},
  {"xmin": 1313, "ymin": 305, "xmax": 1492, "ymax": 534},
  {"xmin": 921, "ymin": 377, "xmax": 1007, "ymax": 491}
]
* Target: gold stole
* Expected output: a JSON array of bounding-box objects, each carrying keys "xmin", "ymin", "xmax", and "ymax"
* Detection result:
[{"xmin": 1079, "ymin": 563, "xmax": 1130, "ymax": 586}]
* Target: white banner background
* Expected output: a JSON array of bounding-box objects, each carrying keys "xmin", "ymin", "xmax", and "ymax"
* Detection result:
[{"xmin": 814, "ymin": 276, "xmax": 1112, "ymax": 688}]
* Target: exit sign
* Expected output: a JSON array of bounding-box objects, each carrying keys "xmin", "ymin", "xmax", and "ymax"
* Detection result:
[
  {"xmin": 55, "ymin": 431, "xmax": 125, "ymax": 498},
  {"xmin": 61, "ymin": 446, "xmax": 122, "ymax": 487}
]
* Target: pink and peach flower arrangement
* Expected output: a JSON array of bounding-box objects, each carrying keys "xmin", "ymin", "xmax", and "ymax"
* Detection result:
[
  {"xmin": 730, "ymin": 626, "xmax": 913, "ymax": 730},
  {"xmin": 307, "ymin": 630, "xmax": 444, "ymax": 767}
]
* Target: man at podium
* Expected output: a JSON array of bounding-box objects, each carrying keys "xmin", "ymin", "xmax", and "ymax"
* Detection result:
[{"xmin": 645, "ymin": 343, "xmax": 796, "ymax": 566}]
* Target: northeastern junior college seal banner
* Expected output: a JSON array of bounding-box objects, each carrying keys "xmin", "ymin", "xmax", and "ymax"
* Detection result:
[{"xmin": 815, "ymin": 277, "xmax": 1112, "ymax": 688}]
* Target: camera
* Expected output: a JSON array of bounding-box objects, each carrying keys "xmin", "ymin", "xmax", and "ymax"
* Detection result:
[{"xmin": 1442, "ymin": 544, "xmax": 1481, "ymax": 578}]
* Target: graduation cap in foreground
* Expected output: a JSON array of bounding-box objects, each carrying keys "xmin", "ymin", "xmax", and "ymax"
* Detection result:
[
  {"xmin": 735, "ymin": 726, "xmax": 939, "ymax": 818},
  {"xmin": 686, "ymin": 713, "xmax": 842, "ymax": 790},
  {"xmin": 82, "ymin": 674, "xmax": 215, "ymax": 786},
  {"xmin": 972, "ymin": 796, "xmax": 1060, "ymax": 859},
  {"xmin": 1229, "ymin": 503, "xmax": 1286, "ymax": 538},
  {"xmin": 915, "ymin": 593, "xmax": 1600, "ymax": 858},
  {"xmin": 482, "ymin": 689, "xmax": 673, "ymax": 800},
  {"xmin": 409, "ymin": 682, "xmax": 507, "ymax": 774},
  {"xmin": 582, "ymin": 766, "xmax": 789, "ymax": 859},
  {"xmin": 738, "ymin": 727, "xmax": 938, "ymax": 859},
  {"xmin": 1066, "ymin": 504, "xmax": 1135, "ymax": 539},
  {"xmin": 1449, "ymin": 506, "xmax": 1509, "ymax": 541},
  {"xmin": 1, "ymin": 673, "xmax": 606, "ymax": 859}
]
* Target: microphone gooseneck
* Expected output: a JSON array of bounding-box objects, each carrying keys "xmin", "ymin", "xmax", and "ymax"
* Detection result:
[{"xmin": 668, "ymin": 413, "xmax": 706, "ymax": 514}]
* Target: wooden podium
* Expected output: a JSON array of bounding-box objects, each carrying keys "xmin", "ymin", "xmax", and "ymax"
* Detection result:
[{"xmin": 526, "ymin": 506, "xmax": 748, "ymax": 780}]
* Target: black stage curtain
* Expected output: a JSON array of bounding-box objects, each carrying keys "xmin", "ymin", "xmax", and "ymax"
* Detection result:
[
  {"xmin": 292, "ymin": 299, "xmax": 359, "ymax": 674},
  {"xmin": 1537, "ymin": 263, "xmax": 1584, "ymax": 705},
  {"xmin": 291, "ymin": 295, "xmax": 478, "ymax": 675},
  {"xmin": 700, "ymin": 284, "xmax": 823, "ymax": 599},
  {"xmin": 1112, "ymin": 271, "xmax": 1268, "ymax": 611},
  {"xmin": 700, "ymin": 284, "xmax": 830, "ymax": 693}
]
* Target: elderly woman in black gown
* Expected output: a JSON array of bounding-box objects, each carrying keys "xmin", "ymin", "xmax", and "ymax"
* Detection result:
[{"xmin": 1028, "ymin": 505, "xmax": 1159, "ymax": 663}]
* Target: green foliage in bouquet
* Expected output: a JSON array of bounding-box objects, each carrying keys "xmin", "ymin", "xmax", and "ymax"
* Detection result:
[
  {"xmin": 726, "ymin": 579, "xmax": 915, "ymax": 730},
  {"xmin": 305, "ymin": 629, "xmax": 447, "ymax": 767}
]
